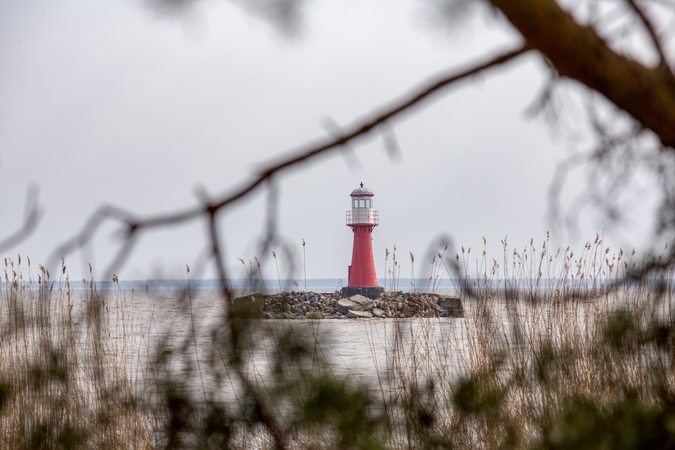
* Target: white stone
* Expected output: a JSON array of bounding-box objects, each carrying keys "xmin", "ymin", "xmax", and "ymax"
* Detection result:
[
  {"xmin": 349, "ymin": 294, "xmax": 375, "ymax": 310},
  {"xmin": 347, "ymin": 310, "xmax": 373, "ymax": 319}
]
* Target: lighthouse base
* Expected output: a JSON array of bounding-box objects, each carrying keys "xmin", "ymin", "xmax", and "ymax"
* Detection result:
[{"xmin": 341, "ymin": 286, "xmax": 384, "ymax": 299}]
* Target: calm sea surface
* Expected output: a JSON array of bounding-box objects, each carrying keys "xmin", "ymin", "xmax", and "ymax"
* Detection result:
[
  {"xmin": 6, "ymin": 282, "xmax": 627, "ymax": 404},
  {"xmin": 63, "ymin": 286, "xmax": 473, "ymax": 400}
]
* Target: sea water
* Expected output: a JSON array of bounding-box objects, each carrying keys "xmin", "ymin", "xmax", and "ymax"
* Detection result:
[{"xmin": 41, "ymin": 285, "xmax": 471, "ymax": 404}]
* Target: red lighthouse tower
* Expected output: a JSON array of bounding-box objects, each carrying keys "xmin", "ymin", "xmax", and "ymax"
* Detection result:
[{"xmin": 343, "ymin": 183, "xmax": 384, "ymax": 299}]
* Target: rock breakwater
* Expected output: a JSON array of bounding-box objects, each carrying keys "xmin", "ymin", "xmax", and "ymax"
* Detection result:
[{"xmin": 234, "ymin": 291, "xmax": 464, "ymax": 319}]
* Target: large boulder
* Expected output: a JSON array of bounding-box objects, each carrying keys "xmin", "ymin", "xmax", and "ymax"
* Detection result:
[
  {"xmin": 336, "ymin": 298, "xmax": 357, "ymax": 313},
  {"xmin": 349, "ymin": 294, "xmax": 375, "ymax": 310}
]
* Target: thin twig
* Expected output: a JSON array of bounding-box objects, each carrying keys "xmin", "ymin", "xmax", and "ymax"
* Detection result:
[
  {"xmin": 0, "ymin": 187, "xmax": 44, "ymax": 254},
  {"xmin": 207, "ymin": 209, "xmax": 288, "ymax": 450},
  {"xmin": 626, "ymin": 0, "xmax": 674, "ymax": 74}
]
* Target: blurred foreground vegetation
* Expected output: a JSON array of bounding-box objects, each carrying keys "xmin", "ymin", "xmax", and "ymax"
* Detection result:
[{"xmin": 2, "ymin": 237, "xmax": 675, "ymax": 449}]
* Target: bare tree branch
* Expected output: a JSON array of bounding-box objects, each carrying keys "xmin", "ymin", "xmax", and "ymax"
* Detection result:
[
  {"xmin": 51, "ymin": 44, "xmax": 531, "ymax": 274},
  {"xmin": 0, "ymin": 186, "xmax": 44, "ymax": 255},
  {"xmin": 492, "ymin": 0, "xmax": 675, "ymax": 149},
  {"xmin": 207, "ymin": 207, "xmax": 288, "ymax": 450},
  {"xmin": 47, "ymin": 204, "xmax": 136, "ymax": 271}
]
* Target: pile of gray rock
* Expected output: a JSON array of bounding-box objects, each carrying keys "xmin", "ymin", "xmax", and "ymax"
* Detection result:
[{"xmin": 235, "ymin": 291, "xmax": 464, "ymax": 319}]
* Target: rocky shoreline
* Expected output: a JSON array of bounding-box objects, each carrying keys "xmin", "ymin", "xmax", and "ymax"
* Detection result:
[{"xmin": 234, "ymin": 291, "xmax": 464, "ymax": 319}]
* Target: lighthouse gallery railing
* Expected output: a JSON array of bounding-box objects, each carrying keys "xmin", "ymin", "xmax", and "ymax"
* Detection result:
[{"xmin": 346, "ymin": 210, "xmax": 379, "ymax": 225}]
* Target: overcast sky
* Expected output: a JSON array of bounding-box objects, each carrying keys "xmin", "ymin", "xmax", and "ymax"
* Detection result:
[{"xmin": 0, "ymin": 0, "xmax": 660, "ymax": 282}]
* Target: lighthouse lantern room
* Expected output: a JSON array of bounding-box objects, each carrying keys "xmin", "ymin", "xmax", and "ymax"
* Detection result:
[{"xmin": 343, "ymin": 183, "xmax": 385, "ymax": 299}]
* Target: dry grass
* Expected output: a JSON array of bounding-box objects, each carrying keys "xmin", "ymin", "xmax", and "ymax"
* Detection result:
[
  {"xmin": 0, "ymin": 260, "xmax": 153, "ymax": 449},
  {"xmin": 1, "ymin": 235, "xmax": 674, "ymax": 448}
]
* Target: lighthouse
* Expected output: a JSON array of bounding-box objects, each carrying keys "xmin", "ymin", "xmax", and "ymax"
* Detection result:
[{"xmin": 342, "ymin": 183, "xmax": 385, "ymax": 299}]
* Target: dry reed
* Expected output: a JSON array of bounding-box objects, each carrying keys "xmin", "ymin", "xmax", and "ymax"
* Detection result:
[{"xmin": 1, "ymin": 235, "xmax": 674, "ymax": 448}]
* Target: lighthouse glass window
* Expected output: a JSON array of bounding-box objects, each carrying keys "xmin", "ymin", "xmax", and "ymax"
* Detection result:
[{"xmin": 352, "ymin": 198, "xmax": 372, "ymax": 209}]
